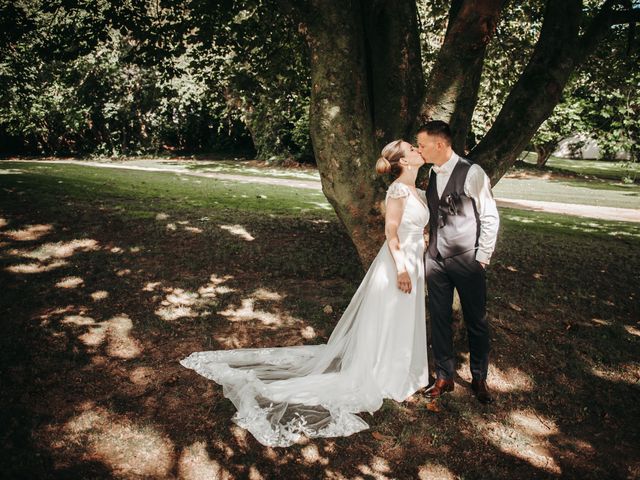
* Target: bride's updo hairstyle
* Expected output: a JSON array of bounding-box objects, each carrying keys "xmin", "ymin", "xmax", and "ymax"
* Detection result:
[{"xmin": 375, "ymin": 139, "xmax": 405, "ymax": 178}]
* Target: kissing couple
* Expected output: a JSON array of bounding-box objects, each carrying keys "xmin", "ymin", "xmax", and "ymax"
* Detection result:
[{"xmin": 180, "ymin": 120, "xmax": 500, "ymax": 447}]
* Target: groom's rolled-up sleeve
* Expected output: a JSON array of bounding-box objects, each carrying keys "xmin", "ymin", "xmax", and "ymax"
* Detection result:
[{"xmin": 465, "ymin": 165, "xmax": 500, "ymax": 264}]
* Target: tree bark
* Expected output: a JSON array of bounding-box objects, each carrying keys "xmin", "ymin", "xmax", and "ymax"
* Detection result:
[
  {"xmin": 362, "ymin": 0, "xmax": 424, "ymax": 146},
  {"xmin": 419, "ymin": 0, "xmax": 505, "ymax": 152},
  {"xmin": 277, "ymin": 0, "xmax": 640, "ymax": 268},
  {"xmin": 534, "ymin": 143, "xmax": 555, "ymax": 167},
  {"xmin": 303, "ymin": 0, "xmax": 382, "ymax": 267}
]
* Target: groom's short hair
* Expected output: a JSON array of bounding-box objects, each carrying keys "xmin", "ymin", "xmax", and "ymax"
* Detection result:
[{"xmin": 417, "ymin": 121, "xmax": 452, "ymax": 145}]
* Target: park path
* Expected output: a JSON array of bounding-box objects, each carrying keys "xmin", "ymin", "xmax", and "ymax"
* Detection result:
[{"xmin": 9, "ymin": 158, "xmax": 640, "ymax": 223}]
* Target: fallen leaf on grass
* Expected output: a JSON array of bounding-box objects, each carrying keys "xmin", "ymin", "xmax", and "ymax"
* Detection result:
[
  {"xmin": 371, "ymin": 431, "xmax": 394, "ymax": 441},
  {"xmin": 509, "ymin": 303, "xmax": 522, "ymax": 312},
  {"xmin": 425, "ymin": 401, "xmax": 441, "ymax": 413}
]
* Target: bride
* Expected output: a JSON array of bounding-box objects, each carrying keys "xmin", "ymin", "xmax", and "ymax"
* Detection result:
[{"xmin": 181, "ymin": 140, "xmax": 430, "ymax": 447}]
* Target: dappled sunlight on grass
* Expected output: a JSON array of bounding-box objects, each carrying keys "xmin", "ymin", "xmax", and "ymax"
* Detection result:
[
  {"xmin": 90, "ymin": 290, "xmax": 109, "ymax": 301},
  {"xmin": 178, "ymin": 441, "xmax": 234, "ymax": 480},
  {"xmin": 55, "ymin": 276, "xmax": 84, "ymax": 289},
  {"xmin": 156, "ymin": 304, "xmax": 198, "ymax": 321},
  {"xmin": 590, "ymin": 362, "xmax": 640, "ymax": 385},
  {"xmin": 356, "ymin": 456, "xmax": 393, "ymax": 479},
  {"xmin": 219, "ymin": 298, "xmax": 282, "ymax": 324},
  {"xmin": 6, "ymin": 259, "xmax": 68, "ymax": 273},
  {"xmin": 624, "ymin": 325, "xmax": 640, "ymax": 337},
  {"xmin": 418, "ymin": 463, "xmax": 456, "ymax": 480},
  {"xmin": 300, "ymin": 444, "xmax": 330, "ymax": 466},
  {"xmin": 2, "ymin": 159, "xmax": 638, "ymax": 479},
  {"xmin": 230, "ymin": 425, "xmax": 249, "ymax": 451},
  {"xmin": 217, "ymin": 287, "xmax": 304, "ymax": 329},
  {"xmin": 71, "ymin": 314, "xmax": 142, "ymax": 359},
  {"xmin": 486, "ymin": 366, "xmax": 535, "ymax": 393},
  {"xmin": 8, "ymin": 238, "xmax": 99, "ymax": 260},
  {"xmin": 219, "ymin": 224, "xmax": 255, "ymax": 241},
  {"xmin": 502, "ymin": 210, "xmax": 640, "ymax": 238},
  {"xmin": 154, "ymin": 275, "xmax": 236, "ymax": 321},
  {"xmin": 61, "ymin": 315, "xmax": 96, "ymax": 326},
  {"xmin": 53, "ymin": 402, "xmax": 175, "ymax": 477},
  {"xmin": 1, "ymin": 223, "xmax": 53, "ymax": 241},
  {"xmin": 105, "ymin": 315, "xmax": 143, "ymax": 359},
  {"xmin": 475, "ymin": 410, "xmax": 561, "ymax": 474},
  {"xmin": 129, "ymin": 366, "xmax": 155, "ymax": 386}
]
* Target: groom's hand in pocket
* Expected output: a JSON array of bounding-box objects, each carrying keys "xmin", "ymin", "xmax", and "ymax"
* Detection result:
[{"xmin": 397, "ymin": 271, "xmax": 412, "ymax": 294}]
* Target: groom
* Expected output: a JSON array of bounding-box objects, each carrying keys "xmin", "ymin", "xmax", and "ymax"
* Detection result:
[{"xmin": 417, "ymin": 121, "xmax": 500, "ymax": 404}]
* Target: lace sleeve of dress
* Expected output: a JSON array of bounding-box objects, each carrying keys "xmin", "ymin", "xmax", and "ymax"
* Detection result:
[{"xmin": 386, "ymin": 182, "xmax": 410, "ymax": 200}]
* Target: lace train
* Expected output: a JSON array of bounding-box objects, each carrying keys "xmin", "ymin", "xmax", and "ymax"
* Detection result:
[{"xmin": 181, "ymin": 184, "xmax": 430, "ymax": 446}]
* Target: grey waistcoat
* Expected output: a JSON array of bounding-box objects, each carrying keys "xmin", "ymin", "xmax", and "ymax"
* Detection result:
[{"xmin": 426, "ymin": 158, "xmax": 480, "ymax": 259}]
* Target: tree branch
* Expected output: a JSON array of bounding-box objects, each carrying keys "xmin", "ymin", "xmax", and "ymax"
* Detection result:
[
  {"xmin": 418, "ymin": 0, "xmax": 506, "ymax": 152},
  {"xmin": 469, "ymin": 0, "xmax": 582, "ymax": 183},
  {"xmin": 609, "ymin": 9, "xmax": 640, "ymax": 25},
  {"xmin": 577, "ymin": 1, "xmax": 637, "ymax": 62}
]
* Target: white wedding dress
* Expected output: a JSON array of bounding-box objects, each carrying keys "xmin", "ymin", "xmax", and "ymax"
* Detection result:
[{"xmin": 181, "ymin": 182, "xmax": 430, "ymax": 446}]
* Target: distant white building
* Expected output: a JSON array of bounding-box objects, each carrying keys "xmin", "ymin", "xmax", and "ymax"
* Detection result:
[{"xmin": 553, "ymin": 134, "xmax": 630, "ymax": 160}]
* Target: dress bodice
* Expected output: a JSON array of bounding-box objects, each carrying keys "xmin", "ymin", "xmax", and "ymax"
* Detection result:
[{"xmin": 385, "ymin": 182, "xmax": 430, "ymax": 238}]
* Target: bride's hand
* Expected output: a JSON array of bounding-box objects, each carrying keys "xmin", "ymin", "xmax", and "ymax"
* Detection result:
[{"xmin": 397, "ymin": 271, "xmax": 412, "ymax": 294}]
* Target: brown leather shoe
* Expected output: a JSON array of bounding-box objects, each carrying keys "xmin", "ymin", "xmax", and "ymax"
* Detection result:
[
  {"xmin": 426, "ymin": 378, "xmax": 454, "ymax": 399},
  {"xmin": 471, "ymin": 379, "xmax": 494, "ymax": 404}
]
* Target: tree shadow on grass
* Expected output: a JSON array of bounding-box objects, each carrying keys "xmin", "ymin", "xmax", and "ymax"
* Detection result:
[{"xmin": 1, "ymin": 180, "xmax": 639, "ymax": 479}]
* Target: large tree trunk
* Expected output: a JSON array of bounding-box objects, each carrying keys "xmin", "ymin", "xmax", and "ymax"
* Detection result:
[
  {"xmin": 303, "ymin": 0, "xmax": 382, "ymax": 267},
  {"xmin": 289, "ymin": 0, "xmax": 424, "ymax": 267},
  {"xmin": 419, "ymin": 0, "xmax": 505, "ymax": 152},
  {"xmin": 278, "ymin": 0, "xmax": 639, "ymax": 267},
  {"xmin": 363, "ymin": 0, "xmax": 424, "ymax": 146}
]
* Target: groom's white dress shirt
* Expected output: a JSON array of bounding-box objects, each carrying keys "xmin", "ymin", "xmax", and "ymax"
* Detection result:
[{"xmin": 430, "ymin": 152, "xmax": 500, "ymax": 264}]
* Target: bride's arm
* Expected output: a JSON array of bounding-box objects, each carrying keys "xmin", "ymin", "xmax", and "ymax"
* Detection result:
[{"xmin": 385, "ymin": 196, "xmax": 412, "ymax": 294}]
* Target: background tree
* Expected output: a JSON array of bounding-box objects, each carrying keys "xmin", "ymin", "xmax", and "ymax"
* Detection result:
[
  {"xmin": 277, "ymin": 0, "xmax": 639, "ymax": 265},
  {"xmin": 0, "ymin": 0, "xmax": 311, "ymax": 161}
]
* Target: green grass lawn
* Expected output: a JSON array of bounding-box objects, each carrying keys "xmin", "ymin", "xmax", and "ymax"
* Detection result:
[
  {"xmin": 493, "ymin": 174, "xmax": 640, "ymax": 209},
  {"xmin": 520, "ymin": 151, "xmax": 640, "ymax": 182},
  {"xmin": 185, "ymin": 159, "xmax": 320, "ymax": 181},
  {"xmin": 1, "ymin": 161, "xmax": 638, "ymax": 479},
  {"xmin": 10, "ymin": 155, "xmax": 640, "ymax": 210}
]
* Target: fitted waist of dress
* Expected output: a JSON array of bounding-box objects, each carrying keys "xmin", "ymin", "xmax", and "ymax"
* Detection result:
[{"xmin": 398, "ymin": 229, "xmax": 426, "ymax": 237}]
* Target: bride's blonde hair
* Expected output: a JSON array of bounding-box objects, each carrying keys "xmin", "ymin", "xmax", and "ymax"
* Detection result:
[{"xmin": 375, "ymin": 140, "xmax": 405, "ymax": 178}]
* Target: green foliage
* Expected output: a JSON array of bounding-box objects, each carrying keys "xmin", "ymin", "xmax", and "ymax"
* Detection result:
[
  {"xmin": 0, "ymin": 0, "xmax": 310, "ymax": 160},
  {"xmin": 1, "ymin": 0, "xmax": 637, "ymax": 166},
  {"xmin": 467, "ymin": 0, "xmax": 639, "ymax": 165}
]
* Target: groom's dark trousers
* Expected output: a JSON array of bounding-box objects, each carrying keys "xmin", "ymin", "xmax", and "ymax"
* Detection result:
[
  {"xmin": 425, "ymin": 159, "xmax": 490, "ymax": 381},
  {"xmin": 426, "ymin": 250, "xmax": 489, "ymax": 381}
]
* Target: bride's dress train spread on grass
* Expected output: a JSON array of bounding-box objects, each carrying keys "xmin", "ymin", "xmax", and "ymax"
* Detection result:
[{"xmin": 181, "ymin": 182, "xmax": 430, "ymax": 447}]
